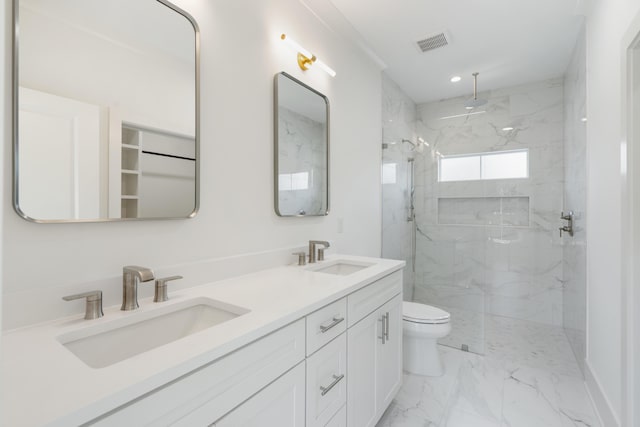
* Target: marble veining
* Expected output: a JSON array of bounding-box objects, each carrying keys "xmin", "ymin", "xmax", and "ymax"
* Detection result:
[
  {"xmin": 377, "ymin": 318, "xmax": 598, "ymax": 427},
  {"xmin": 411, "ymin": 78, "xmax": 566, "ymax": 350},
  {"xmin": 277, "ymin": 106, "xmax": 327, "ymax": 215}
]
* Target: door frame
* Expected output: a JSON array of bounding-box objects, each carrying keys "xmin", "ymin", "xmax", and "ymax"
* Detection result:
[{"xmin": 620, "ymin": 9, "xmax": 640, "ymax": 427}]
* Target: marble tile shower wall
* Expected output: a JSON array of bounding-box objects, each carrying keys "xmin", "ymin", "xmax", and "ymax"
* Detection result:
[
  {"xmin": 381, "ymin": 73, "xmax": 418, "ymax": 299},
  {"xmin": 413, "ymin": 78, "xmax": 565, "ymax": 334},
  {"xmin": 277, "ymin": 107, "xmax": 327, "ymax": 215},
  {"xmin": 562, "ymin": 29, "xmax": 587, "ymax": 373}
]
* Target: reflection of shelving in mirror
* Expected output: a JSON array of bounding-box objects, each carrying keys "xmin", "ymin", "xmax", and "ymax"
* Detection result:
[
  {"xmin": 121, "ymin": 126, "xmax": 142, "ymax": 218},
  {"xmin": 118, "ymin": 123, "xmax": 196, "ymax": 219}
]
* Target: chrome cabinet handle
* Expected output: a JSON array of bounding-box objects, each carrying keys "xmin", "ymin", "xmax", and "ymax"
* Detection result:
[
  {"xmin": 320, "ymin": 374, "xmax": 345, "ymax": 396},
  {"xmin": 380, "ymin": 315, "xmax": 386, "ymax": 344},
  {"xmin": 384, "ymin": 312, "xmax": 390, "ymax": 341},
  {"xmin": 320, "ymin": 316, "xmax": 345, "ymax": 333}
]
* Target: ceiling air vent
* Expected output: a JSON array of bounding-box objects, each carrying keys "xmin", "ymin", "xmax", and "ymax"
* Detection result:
[{"xmin": 415, "ymin": 32, "xmax": 449, "ymax": 53}]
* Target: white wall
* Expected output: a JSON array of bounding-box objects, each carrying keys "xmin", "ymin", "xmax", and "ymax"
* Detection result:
[
  {"xmin": 585, "ymin": 0, "xmax": 640, "ymax": 424},
  {"xmin": 19, "ymin": 2, "xmax": 195, "ymax": 135},
  {"xmin": 1, "ymin": 0, "xmax": 383, "ymax": 329}
]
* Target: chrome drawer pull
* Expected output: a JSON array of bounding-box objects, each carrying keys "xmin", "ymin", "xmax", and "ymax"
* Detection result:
[
  {"xmin": 320, "ymin": 374, "xmax": 345, "ymax": 396},
  {"xmin": 384, "ymin": 312, "xmax": 390, "ymax": 341},
  {"xmin": 320, "ymin": 316, "xmax": 344, "ymax": 333}
]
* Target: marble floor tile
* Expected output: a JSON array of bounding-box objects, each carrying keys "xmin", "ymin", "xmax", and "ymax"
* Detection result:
[
  {"xmin": 378, "ymin": 318, "xmax": 599, "ymax": 427},
  {"xmin": 440, "ymin": 408, "xmax": 501, "ymax": 427},
  {"xmin": 377, "ymin": 347, "xmax": 464, "ymax": 427},
  {"xmin": 501, "ymin": 365, "xmax": 599, "ymax": 427},
  {"xmin": 485, "ymin": 315, "xmax": 582, "ymax": 378},
  {"xmin": 445, "ymin": 353, "xmax": 505, "ymax": 423}
]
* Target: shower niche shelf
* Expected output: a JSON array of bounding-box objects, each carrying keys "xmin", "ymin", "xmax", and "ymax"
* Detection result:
[{"xmin": 437, "ymin": 196, "xmax": 530, "ymax": 227}]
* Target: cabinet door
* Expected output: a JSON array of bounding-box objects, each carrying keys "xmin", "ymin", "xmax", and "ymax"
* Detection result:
[
  {"xmin": 376, "ymin": 294, "xmax": 403, "ymax": 413},
  {"xmin": 307, "ymin": 334, "xmax": 347, "ymax": 427},
  {"xmin": 346, "ymin": 309, "xmax": 383, "ymax": 427},
  {"xmin": 215, "ymin": 362, "xmax": 305, "ymax": 427}
]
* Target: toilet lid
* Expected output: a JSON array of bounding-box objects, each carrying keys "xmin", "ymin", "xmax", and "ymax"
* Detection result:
[{"xmin": 403, "ymin": 301, "xmax": 450, "ymax": 323}]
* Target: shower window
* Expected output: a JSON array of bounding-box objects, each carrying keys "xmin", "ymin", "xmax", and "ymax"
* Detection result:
[
  {"xmin": 438, "ymin": 149, "xmax": 529, "ymax": 182},
  {"xmin": 279, "ymin": 172, "xmax": 310, "ymax": 190}
]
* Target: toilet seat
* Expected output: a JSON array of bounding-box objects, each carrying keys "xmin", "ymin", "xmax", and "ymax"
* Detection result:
[{"xmin": 403, "ymin": 301, "xmax": 450, "ymax": 325}]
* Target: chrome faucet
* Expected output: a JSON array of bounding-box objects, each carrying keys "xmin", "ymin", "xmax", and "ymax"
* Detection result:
[
  {"xmin": 121, "ymin": 265, "xmax": 155, "ymax": 311},
  {"xmin": 308, "ymin": 240, "xmax": 330, "ymax": 263}
]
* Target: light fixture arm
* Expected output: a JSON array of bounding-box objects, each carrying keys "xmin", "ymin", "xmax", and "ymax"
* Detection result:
[{"xmin": 280, "ymin": 33, "xmax": 336, "ymax": 77}]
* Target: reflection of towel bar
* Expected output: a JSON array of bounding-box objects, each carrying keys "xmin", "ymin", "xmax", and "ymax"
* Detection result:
[{"xmin": 141, "ymin": 150, "xmax": 195, "ymax": 161}]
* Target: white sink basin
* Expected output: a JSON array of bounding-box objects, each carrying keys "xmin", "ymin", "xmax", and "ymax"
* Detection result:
[
  {"xmin": 57, "ymin": 297, "xmax": 250, "ymax": 368},
  {"xmin": 308, "ymin": 260, "xmax": 374, "ymax": 276}
]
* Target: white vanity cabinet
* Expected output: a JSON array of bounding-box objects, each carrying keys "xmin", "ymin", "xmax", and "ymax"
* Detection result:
[
  {"xmin": 346, "ymin": 272, "xmax": 403, "ymax": 427},
  {"xmin": 214, "ymin": 362, "xmax": 306, "ymax": 427},
  {"xmin": 89, "ymin": 320, "xmax": 306, "ymax": 426},
  {"xmin": 80, "ymin": 270, "xmax": 402, "ymax": 427}
]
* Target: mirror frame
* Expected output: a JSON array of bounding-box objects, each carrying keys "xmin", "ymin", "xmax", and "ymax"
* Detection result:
[
  {"xmin": 273, "ymin": 72, "xmax": 330, "ymax": 217},
  {"xmin": 11, "ymin": 0, "xmax": 200, "ymax": 223}
]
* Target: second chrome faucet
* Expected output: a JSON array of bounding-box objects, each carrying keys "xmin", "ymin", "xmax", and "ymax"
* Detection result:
[{"xmin": 308, "ymin": 240, "xmax": 330, "ymax": 263}]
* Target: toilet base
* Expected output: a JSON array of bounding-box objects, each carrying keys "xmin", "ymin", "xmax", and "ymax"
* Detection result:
[{"xmin": 403, "ymin": 334, "xmax": 444, "ymax": 376}]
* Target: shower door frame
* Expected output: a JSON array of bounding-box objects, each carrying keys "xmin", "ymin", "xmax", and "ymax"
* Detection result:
[{"xmin": 621, "ymin": 9, "xmax": 640, "ymax": 427}]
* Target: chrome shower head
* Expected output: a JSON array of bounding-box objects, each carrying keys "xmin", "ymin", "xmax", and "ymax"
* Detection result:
[{"xmin": 464, "ymin": 72, "xmax": 488, "ymax": 109}]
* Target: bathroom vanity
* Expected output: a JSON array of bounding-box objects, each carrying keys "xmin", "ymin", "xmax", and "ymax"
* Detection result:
[{"xmin": 1, "ymin": 255, "xmax": 404, "ymax": 426}]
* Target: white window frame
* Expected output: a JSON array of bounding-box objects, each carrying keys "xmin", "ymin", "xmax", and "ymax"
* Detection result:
[{"xmin": 438, "ymin": 149, "xmax": 529, "ymax": 182}]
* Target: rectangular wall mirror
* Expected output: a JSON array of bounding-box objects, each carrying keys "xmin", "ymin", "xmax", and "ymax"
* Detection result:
[
  {"xmin": 13, "ymin": 0, "xmax": 199, "ymax": 222},
  {"xmin": 274, "ymin": 72, "xmax": 329, "ymax": 217}
]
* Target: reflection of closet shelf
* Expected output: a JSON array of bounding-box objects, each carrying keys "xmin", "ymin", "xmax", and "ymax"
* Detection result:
[{"xmin": 121, "ymin": 125, "xmax": 142, "ymax": 218}]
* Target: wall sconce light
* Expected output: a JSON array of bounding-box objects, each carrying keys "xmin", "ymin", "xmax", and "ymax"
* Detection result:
[{"xmin": 280, "ymin": 34, "xmax": 336, "ymax": 77}]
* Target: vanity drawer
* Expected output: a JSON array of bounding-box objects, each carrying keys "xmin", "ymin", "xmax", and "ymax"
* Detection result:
[
  {"xmin": 347, "ymin": 270, "xmax": 402, "ymax": 327},
  {"xmin": 90, "ymin": 319, "xmax": 305, "ymax": 427},
  {"xmin": 306, "ymin": 297, "xmax": 347, "ymax": 355},
  {"xmin": 306, "ymin": 333, "xmax": 347, "ymax": 427}
]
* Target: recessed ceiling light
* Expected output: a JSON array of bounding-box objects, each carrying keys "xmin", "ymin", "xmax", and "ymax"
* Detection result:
[
  {"xmin": 502, "ymin": 127, "xmax": 514, "ymax": 131},
  {"xmin": 581, "ymin": 117, "xmax": 587, "ymax": 122},
  {"xmin": 450, "ymin": 76, "xmax": 462, "ymax": 83},
  {"xmin": 465, "ymin": 106, "xmax": 474, "ymax": 110}
]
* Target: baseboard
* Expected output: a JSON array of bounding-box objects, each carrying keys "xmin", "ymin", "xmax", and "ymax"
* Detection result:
[{"xmin": 584, "ymin": 360, "xmax": 620, "ymax": 427}]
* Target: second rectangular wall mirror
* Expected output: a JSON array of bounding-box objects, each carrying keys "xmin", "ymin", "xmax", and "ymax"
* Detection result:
[
  {"xmin": 274, "ymin": 72, "xmax": 329, "ymax": 217},
  {"xmin": 13, "ymin": 0, "xmax": 199, "ymax": 222}
]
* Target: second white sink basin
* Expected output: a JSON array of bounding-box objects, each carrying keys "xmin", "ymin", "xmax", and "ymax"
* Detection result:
[
  {"xmin": 58, "ymin": 297, "xmax": 249, "ymax": 368},
  {"xmin": 308, "ymin": 260, "xmax": 374, "ymax": 276}
]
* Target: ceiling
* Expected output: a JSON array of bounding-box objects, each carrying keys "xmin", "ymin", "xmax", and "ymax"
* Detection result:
[{"xmin": 319, "ymin": 0, "xmax": 585, "ymax": 104}]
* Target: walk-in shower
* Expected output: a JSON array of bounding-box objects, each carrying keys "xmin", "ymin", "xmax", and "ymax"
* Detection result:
[{"xmin": 382, "ymin": 69, "xmax": 587, "ymax": 361}]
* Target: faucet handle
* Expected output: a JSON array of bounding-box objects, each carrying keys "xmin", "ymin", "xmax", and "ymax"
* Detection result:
[
  {"xmin": 318, "ymin": 247, "xmax": 327, "ymax": 261},
  {"xmin": 154, "ymin": 276, "xmax": 183, "ymax": 303},
  {"xmin": 63, "ymin": 290, "xmax": 104, "ymax": 320},
  {"xmin": 293, "ymin": 252, "xmax": 307, "ymax": 266}
]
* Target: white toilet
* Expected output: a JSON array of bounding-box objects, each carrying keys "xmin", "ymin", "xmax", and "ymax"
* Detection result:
[{"xmin": 402, "ymin": 301, "xmax": 451, "ymax": 376}]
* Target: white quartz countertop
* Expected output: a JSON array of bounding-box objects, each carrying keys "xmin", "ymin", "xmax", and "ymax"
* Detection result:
[{"xmin": 2, "ymin": 255, "xmax": 404, "ymax": 427}]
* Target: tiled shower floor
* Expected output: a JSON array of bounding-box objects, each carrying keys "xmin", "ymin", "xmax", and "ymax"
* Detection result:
[{"xmin": 376, "ymin": 316, "xmax": 599, "ymax": 427}]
